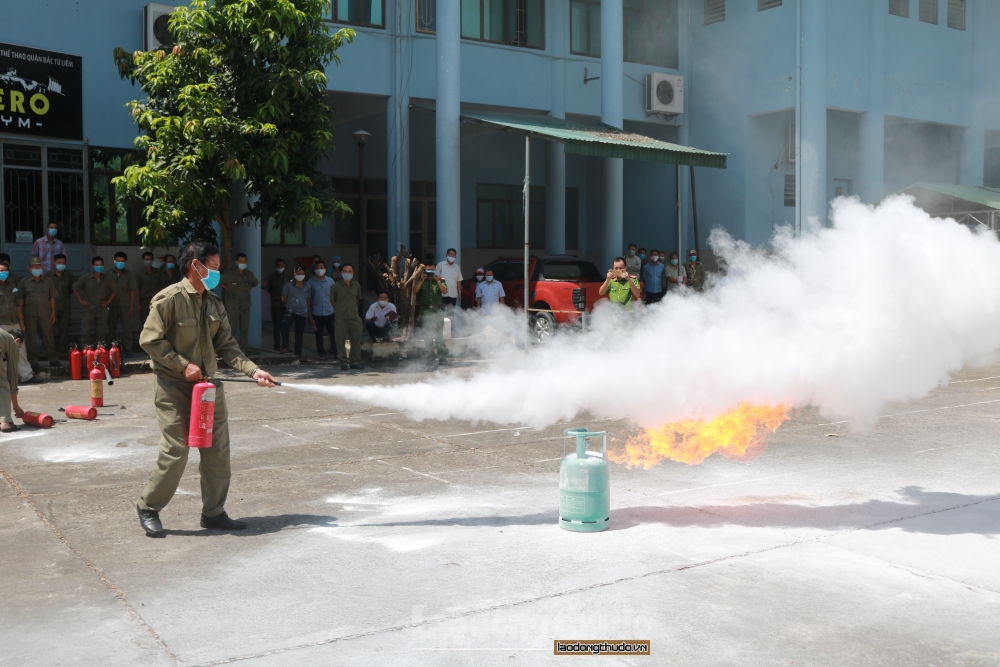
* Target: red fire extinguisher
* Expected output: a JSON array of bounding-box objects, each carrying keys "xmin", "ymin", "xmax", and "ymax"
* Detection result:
[
  {"xmin": 109, "ymin": 341, "xmax": 122, "ymax": 379},
  {"xmin": 96, "ymin": 343, "xmax": 110, "ymax": 374},
  {"xmin": 65, "ymin": 405, "xmax": 97, "ymax": 420},
  {"xmin": 188, "ymin": 381, "xmax": 216, "ymax": 448},
  {"xmin": 82, "ymin": 345, "xmax": 94, "ymax": 378},
  {"xmin": 69, "ymin": 344, "xmax": 83, "ymax": 381},
  {"xmin": 21, "ymin": 412, "xmax": 54, "ymax": 428},
  {"xmin": 90, "ymin": 363, "xmax": 105, "ymax": 407}
]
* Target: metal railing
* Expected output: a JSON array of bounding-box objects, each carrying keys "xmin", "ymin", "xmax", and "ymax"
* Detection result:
[{"xmin": 949, "ymin": 210, "xmax": 1000, "ymax": 232}]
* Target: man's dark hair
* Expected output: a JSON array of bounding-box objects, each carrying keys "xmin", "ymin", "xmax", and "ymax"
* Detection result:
[
  {"xmin": 54, "ymin": 253, "xmax": 67, "ymax": 261},
  {"xmin": 114, "ymin": 252, "xmax": 127, "ymax": 261},
  {"xmin": 236, "ymin": 253, "xmax": 248, "ymax": 261},
  {"xmin": 179, "ymin": 241, "xmax": 219, "ymax": 274},
  {"xmin": 142, "ymin": 251, "xmax": 154, "ymax": 259},
  {"xmin": 314, "ymin": 260, "xmax": 326, "ymax": 269},
  {"xmin": 669, "ymin": 251, "xmax": 679, "ymax": 259},
  {"xmin": 378, "ymin": 290, "xmax": 389, "ymax": 297},
  {"xmin": 613, "ymin": 257, "xmax": 626, "ymax": 265},
  {"xmin": 92, "ymin": 256, "xmax": 104, "ymax": 264},
  {"xmin": 294, "ymin": 265, "xmax": 306, "ymax": 273},
  {"xmin": 446, "ymin": 248, "xmax": 456, "ymax": 255},
  {"xmin": 275, "ymin": 258, "xmax": 285, "ymax": 265},
  {"xmin": 341, "ymin": 263, "xmax": 354, "ymax": 272},
  {"xmin": 627, "ymin": 244, "xmax": 636, "ymax": 249},
  {"xmin": 8, "ymin": 329, "xmax": 23, "ymax": 343},
  {"xmin": 164, "ymin": 254, "xmax": 176, "ymax": 262},
  {"xmin": 638, "ymin": 247, "xmax": 646, "ymax": 252},
  {"xmin": 0, "ymin": 254, "xmax": 10, "ymax": 263}
]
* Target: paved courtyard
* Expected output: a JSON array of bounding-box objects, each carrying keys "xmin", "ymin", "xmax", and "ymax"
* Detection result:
[{"xmin": 1, "ymin": 359, "xmax": 999, "ymax": 666}]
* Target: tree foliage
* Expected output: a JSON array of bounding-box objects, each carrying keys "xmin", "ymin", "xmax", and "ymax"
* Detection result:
[{"xmin": 113, "ymin": 0, "xmax": 353, "ymax": 265}]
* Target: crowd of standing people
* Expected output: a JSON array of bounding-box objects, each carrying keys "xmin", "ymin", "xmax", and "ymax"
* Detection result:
[{"xmin": 600, "ymin": 244, "xmax": 705, "ymax": 307}]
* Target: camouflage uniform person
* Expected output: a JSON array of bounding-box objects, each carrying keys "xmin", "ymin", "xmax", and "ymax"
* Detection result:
[
  {"xmin": 684, "ymin": 249, "xmax": 705, "ymax": 292},
  {"xmin": 135, "ymin": 241, "xmax": 277, "ymax": 538},
  {"xmin": 45, "ymin": 253, "xmax": 75, "ymax": 355},
  {"xmin": 72, "ymin": 258, "xmax": 117, "ymax": 347},
  {"xmin": 0, "ymin": 261, "xmax": 31, "ymax": 382},
  {"xmin": 264, "ymin": 259, "xmax": 289, "ymax": 351},
  {"xmin": 220, "ymin": 253, "xmax": 258, "ymax": 351},
  {"xmin": 17, "ymin": 257, "xmax": 58, "ymax": 370},
  {"xmin": 330, "ymin": 264, "xmax": 363, "ymax": 370},
  {"xmin": 137, "ymin": 251, "xmax": 161, "ymax": 327},
  {"xmin": 0, "ymin": 328, "xmax": 24, "ymax": 431},
  {"xmin": 106, "ymin": 253, "xmax": 138, "ymax": 352},
  {"xmin": 416, "ymin": 267, "xmax": 448, "ymax": 362}
]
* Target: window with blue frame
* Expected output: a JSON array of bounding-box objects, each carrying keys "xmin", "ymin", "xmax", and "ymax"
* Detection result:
[
  {"xmin": 570, "ymin": 0, "xmax": 601, "ymax": 57},
  {"xmin": 417, "ymin": 0, "xmax": 544, "ymax": 49},
  {"xmin": 323, "ymin": 0, "xmax": 384, "ymax": 29}
]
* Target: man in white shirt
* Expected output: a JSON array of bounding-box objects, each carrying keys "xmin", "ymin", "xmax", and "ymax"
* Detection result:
[
  {"xmin": 364, "ymin": 291, "xmax": 398, "ymax": 342},
  {"xmin": 435, "ymin": 248, "xmax": 463, "ymax": 308},
  {"xmin": 475, "ymin": 268, "xmax": 506, "ymax": 315}
]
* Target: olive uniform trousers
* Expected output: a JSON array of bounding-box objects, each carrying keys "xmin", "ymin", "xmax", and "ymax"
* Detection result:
[
  {"xmin": 80, "ymin": 306, "xmax": 109, "ymax": 346},
  {"xmin": 334, "ymin": 316, "xmax": 363, "ymax": 364},
  {"xmin": 23, "ymin": 315, "xmax": 58, "ymax": 365},
  {"xmin": 54, "ymin": 308, "xmax": 70, "ymax": 354},
  {"xmin": 0, "ymin": 372, "xmax": 12, "ymax": 423},
  {"xmin": 418, "ymin": 308, "xmax": 447, "ymax": 360},
  {"xmin": 106, "ymin": 302, "xmax": 134, "ymax": 351},
  {"xmin": 226, "ymin": 303, "xmax": 251, "ymax": 351},
  {"xmin": 137, "ymin": 375, "xmax": 231, "ymax": 518},
  {"xmin": 0, "ymin": 323, "xmax": 32, "ymax": 381}
]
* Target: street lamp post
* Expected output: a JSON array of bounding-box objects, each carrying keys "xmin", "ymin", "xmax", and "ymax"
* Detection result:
[{"xmin": 353, "ymin": 129, "xmax": 371, "ymax": 288}]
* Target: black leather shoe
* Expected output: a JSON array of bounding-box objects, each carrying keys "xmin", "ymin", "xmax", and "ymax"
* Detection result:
[
  {"xmin": 200, "ymin": 512, "xmax": 247, "ymax": 530},
  {"xmin": 137, "ymin": 505, "xmax": 165, "ymax": 537}
]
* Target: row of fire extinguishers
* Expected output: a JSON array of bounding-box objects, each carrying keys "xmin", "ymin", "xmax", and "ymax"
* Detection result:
[{"xmin": 18, "ymin": 343, "xmax": 123, "ymax": 429}]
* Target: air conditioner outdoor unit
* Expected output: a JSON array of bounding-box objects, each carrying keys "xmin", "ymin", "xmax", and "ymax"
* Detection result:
[
  {"xmin": 144, "ymin": 3, "xmax": 177, "ymax": 51},
  {"xmin": 646, "ymin": 73, "xmax": 684, "ymax": 117}
]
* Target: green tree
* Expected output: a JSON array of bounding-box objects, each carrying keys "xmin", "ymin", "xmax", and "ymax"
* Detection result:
[{"xmin": 113, "ymin": 0, "xmax": 353, "ymax": 267}]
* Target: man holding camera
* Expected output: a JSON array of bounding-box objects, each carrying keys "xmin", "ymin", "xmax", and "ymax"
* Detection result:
[{"xmin": 599, "ymin": 257, "xmax": 642, "ymax": 308}]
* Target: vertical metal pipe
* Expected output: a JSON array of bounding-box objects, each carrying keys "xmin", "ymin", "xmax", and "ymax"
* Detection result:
[
  {"xmin": 676, "ymin": 166, "xmax": 681, "ymax": 256},
  {"xmin": 524, "ymin": 134, "xmax": 530, "ymax": 343},
  {"xmin": 690, "ymin": 165, "xmax": 699, "ymax": 256},
  {"xmin": 358, "ymin": 142, "xmax": 367, "ymax": 287}
]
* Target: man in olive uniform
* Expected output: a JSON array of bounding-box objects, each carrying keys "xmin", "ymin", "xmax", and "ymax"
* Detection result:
[
  {"xmin": 45, "ymin": 253, "xmax": 75, "ymax": 356},
  {"xmin": 72, "ymin": 257, "xmax": 118, "ymax": 347},
  {"xmin": 416, "ymin": 266, "xmax": 449, "ymax": 362},
  {"xmin": 17, "ymin": 256, "xmax": 59, "ymax": 372},
  {"xmin": 685, "ymin": 249, "xmax": 705, "ymax": 292},
  {"xmin": 220, "ymin": 253, "xmax": 259, "ymax": 351},
  {"xmin": 330, "ymin": 263, "xmax": 363, "ymax": 370},
  {"xmin": 265, "ymin": 258, "xmax": 289, "ymax": 351},
  {"xmin": 137, "ymin": 250, "xmax": 161, "ymax": 327},
  {"xmin": 135, "ymin": 241, "xmax": 277, "ymax": 537},
  {"xmin": 0, "ymin": 260, "xmax": 32, "ymax": 383},
  {"xmin": 158, "ymin": 253, "xmax": 181, "ymax": 290},
  {"xmin": 106, "ymin": 251, "xmax": 139, "ymax": 355},
  {"xmin": 0, "ymin": 328, "xmax": 25, "ymax": 432}
]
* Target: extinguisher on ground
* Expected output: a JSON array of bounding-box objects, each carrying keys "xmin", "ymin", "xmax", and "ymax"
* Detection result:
[
  {"xmin": 188, "ymin": 381, "xmax": 216, "ymax": 448},
  {"xmin": 69, "ymin": 344, "xmax": 83, "ymax": 381}
]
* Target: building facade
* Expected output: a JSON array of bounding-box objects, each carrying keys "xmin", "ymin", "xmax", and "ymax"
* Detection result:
[{"xmin": 2, "ymin": 0, "xmax": 998, "ymax": 345}]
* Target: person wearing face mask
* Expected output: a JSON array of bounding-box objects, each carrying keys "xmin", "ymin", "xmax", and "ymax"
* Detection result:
[
  {"xmin": 0, "ymin": 254, "xmax": 18, "ymax": 283},
  {"xmin": 307, "ymin": 260, "xmax": 336, "ymax": 360},
  {"xmin": 685, "ymin": 249, "xmax": 705, "ymax": 292},
  {"xmin": 137, "ymin": 251, "xmax": 161, "ymax": 327},
  {"xmin": 45, "ymin": 252, "xmax": 75, "ymax": 357},
  {"xmin": 641, "ymin": 249, "xmax": 666, "ymax": 305},
  {"xmin": 637, "ymin": 247, "xmax": 648, "ymax": 269},
  {"xmin": 17, "ymin": 256, "xmax": 59, "ymax": 373},
  {"xmin": 32, "ymin": 221, "xmax": 64, "ymax": 273},
  {"xmin": 0, "ymin": 261, "xmax": 31, "ymax": 383},
  {"xmin": 665, "ymin": 251, "xmax": 687, "ymax": 291},
  {"xmin": 265, "ymin": 258, "xmax": 290, "ymax": 351},
  {"xmin": 72, "ymin": 257, "xmax": 117, "ymax": 348},
  {"xmin": 220, "ymin": 252, "xmax": 259, "ymax": 352},
  {"xmin": 364, "ymin": 291, "xmax": 398, "ymax": 342},
  {"xmin": 158, "ymin": 254, "xmax": 181, "ymax": 290},
  {"xmin": 106, "ymin": 252, "xmax": 139, "ymax": 356},
  {"xmin": 435, "ymin": 248, "xmax": 463, "ymax": 309},
  {"xmin": 475, "ymin": 268, "xmax": 506, "ymax": 315},
  {"xmin": 624, "ymin": 244, "xmax": 642, "ymax": 278},
  {"xmin": 280, "ymin": 266, "xmax": 311, "ymax": 360},
  {"xmin": 0, "ymin": 328, "xmax": 26, "ymax": 432},
  {"xmin": 329, "ymin": 255, "xmax": 343, "ymax": 282},
  {"xmin": 330, "ymin": 264, "xmax": 364, "ymax": 370},
  {"xmin": 136, "ymin": 241, "xmax": 278, "ymax": 537},
  {"xmin": 416, "ymin": 266, "xmax": 448, "ymax": 363}
]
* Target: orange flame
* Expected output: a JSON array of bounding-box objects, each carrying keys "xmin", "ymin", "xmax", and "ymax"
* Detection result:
[{"xmin": 609, "ymin": 403, "xmax": 790, "ymax": 468}]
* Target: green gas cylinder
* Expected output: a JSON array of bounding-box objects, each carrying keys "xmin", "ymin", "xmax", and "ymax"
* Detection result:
[{"xmin": 559, "ymin": 428, "xmax": 610, "ymax": 532}]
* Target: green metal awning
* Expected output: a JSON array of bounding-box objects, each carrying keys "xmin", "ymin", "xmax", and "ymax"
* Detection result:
[
  {"xmin": 893, "ymin": 182, "xmax": 1000, "ymax": 210},
  {"xmin": 413, "ymin": 106, "xmax": 728, "ymax": 169}
]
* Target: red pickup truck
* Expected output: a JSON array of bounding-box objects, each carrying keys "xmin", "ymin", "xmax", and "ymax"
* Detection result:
[{"xmin": 460, "ymin": 255, "xmax": 607, "ymax": 339}]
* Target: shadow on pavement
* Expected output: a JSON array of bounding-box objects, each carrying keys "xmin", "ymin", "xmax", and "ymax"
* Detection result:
[{"xmin": 161, "ymin": 513, "xmax": 337, "ymax": 537}]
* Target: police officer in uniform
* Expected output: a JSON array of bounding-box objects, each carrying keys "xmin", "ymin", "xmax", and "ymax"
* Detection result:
[
  {"xmin": 45, "ymin": 253, "xmax": 75, "ymax": 357},
  {"xmin": 329, "ymin": 263, "xmax": 363, "ymax": 370},
  {"xmin": 137, "ymin": 250, "xmax": 161, "ymax": 326},
  {"xmin": 0, "ymin": 328, "xmax": 25, "ymax": 432},
  {"xmin": 265, "ymin": 258, "xmax": 289, "ymax": 351},
  {"xmin": 0, "ymin": 259, "xmax": 32, "ymax": 383},
  {"xmin": 17, "ymin": 256, "xmax": 59, "ymax": 372},
  {"xmin": 73, "ymin": 257, "xmax": 118, "ymax": 347},
  {"xmin": 136, "ymin": 241, "xmax": 277, "ymax": 537},
  {"xmin": 106, "ymin": 252, "xmax": 139, "ymax": 354},
  {"xmin": 220, "ymin": 253, "xmax": 259, "ymax": 351}
]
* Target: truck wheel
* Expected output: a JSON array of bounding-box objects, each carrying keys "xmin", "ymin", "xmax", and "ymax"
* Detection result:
[{"xmin": 531, "ymin": 311, "xmax": 556, "ymax": 342}]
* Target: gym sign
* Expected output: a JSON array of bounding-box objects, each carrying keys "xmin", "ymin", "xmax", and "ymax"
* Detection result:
[{"xmin": 0, "ymin": 42, "xmax": 82, "ymax": 141}]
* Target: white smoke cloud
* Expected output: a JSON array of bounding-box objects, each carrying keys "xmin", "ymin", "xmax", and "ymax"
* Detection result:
[{"xmin": 287, "ymin": 197, "xmax": 1000, "ymax": 431}]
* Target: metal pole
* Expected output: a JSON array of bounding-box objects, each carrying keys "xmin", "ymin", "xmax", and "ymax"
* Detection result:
[
  {"xmin": 523, "ymin": 134, "xmax": 530, "ymax": 346},
  {"xmin": 676, "ymin": 165, "xmax": 682, "ymax": 256},
  {"xmin": 359, "ymin": 142, "xmax": 366, "ymax": 289},
  {"xmin": 690, "ymin": 165, "xmax": 700, "ymax": 257}
]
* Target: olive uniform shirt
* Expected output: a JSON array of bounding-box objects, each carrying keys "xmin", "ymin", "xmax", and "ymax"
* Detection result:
[
  {"xmin": 416, "ymin": 279, "xmax": 444, "ymax": 312},
  {"xmin": 45, "ymin": 270, "xmax": 76, "ymax": 310},
  {"xmin": 18, "ymin": 277, "xmax": 55, "ymax": 317},
  {"xmin": 606, "ymin": 277, "xmax": 641, "ymax": 307},
  {"xmin": 72, "ymin": 274, "xmax": 117, "ymax": 309},
  {"xmin": 0, "ymin": 327, "xmax": 20, "ymax": 395},
  {"xmin": 138, "ymin": 268, "xmax": 161, "ymax": 304},
  {"xmin": 157, "ymin": 267, "xmax": 182, "ymax": 290},
  {"xmin": 109, "ymin": 269, "xmax": 138, "ymax": 307},
  {"xmin": 221, "ymin": 269, "xmax": 259, "ymax": 309},
  {"xmin": 265, "ymin": 270, "xmax": 289, "ymax": 304},
  {"xmin": 330, "ymin": 281, "xmax": 362, "ymax": 320},
  {"xmin": 685, "ymin": 261, "xmax": 705, "ymax": 291},
  {"xmin": 0, "ymin": 280, "xmax": 20, "ymax": 326},
  {"xmin": 140, "ymin": 278, "xmax": 258, "ymax": 382}
]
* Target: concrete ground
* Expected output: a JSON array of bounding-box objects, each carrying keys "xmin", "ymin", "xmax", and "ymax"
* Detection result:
[{"xmin": 1, "ymin": 359, "xmax": 999, "ymax": 667}]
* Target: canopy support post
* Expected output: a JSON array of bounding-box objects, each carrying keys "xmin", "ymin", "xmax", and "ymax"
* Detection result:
[
  {"xmin": 690, "ymin": 165, "xmax": 700, "ymax": 256},
  {"xmin": 523, "ymin": 134, "xmax": 531, "ymax": 348}
]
